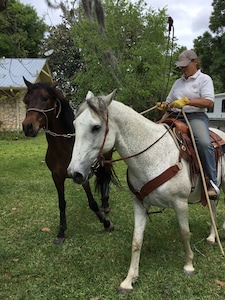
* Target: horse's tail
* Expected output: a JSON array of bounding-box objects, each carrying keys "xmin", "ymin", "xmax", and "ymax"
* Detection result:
[{"xmin": 94, "ymin": 148, "xmax": 120, "ymax": 192}]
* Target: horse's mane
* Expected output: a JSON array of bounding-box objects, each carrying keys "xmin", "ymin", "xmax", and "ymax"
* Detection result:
[
  {"xmin": 76, "ymin": 96, "xmax": 107, "ymax": 121},
  {"xmin": 76, "ymin": 101, "xmax": 88, "ymax": 117},
  {"xmin": 56, "ymin": 93, "xmax": 75, "ymax": 134}
]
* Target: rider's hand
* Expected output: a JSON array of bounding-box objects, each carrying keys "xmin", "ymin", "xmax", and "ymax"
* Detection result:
[
  {"xmin": 156, "ymin": 102, "xmax": 168, "ymax": 111},
  {"xmin": 171, "ymin": 97, "xmax": 190, "ymax": 109}
]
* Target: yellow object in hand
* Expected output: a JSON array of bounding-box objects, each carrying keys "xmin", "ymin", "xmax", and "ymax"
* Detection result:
[
  {"xmin": 171, "ymin": 97, "xmax": 190, "ymax": 109},
  {"xmin": 156, "ymin": 102, "xmax": 168, "ymax": 111}
]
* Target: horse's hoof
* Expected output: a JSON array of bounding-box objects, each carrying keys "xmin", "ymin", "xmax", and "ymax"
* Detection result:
[
  {"xmin": 117, "ymin": 287, "xmax": 132, "ymax": 294},
  {"xmin": 105, "ymin": 221, "xmax": 114, "ymax": 232},
  {"xmin": 183, "ymin": 269, "xmax": 195, "ymax": 276},
  {"xmin": 206, "ymin": 237, "xmax": 215, "ymax": 245},
  {"xmin": 53, "ymin": 237, "xmax": 65, "ymax": 244},
  {"xmin": 100, "ymin": 206, "xmax": 110, "ymax": 214}
]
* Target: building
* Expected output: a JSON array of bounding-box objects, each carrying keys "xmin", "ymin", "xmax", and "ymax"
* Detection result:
[
  {"xmin": 207, "ymin": 93, "xmax": 225, "ymax": 131},
  {"xmin": 0, "ymin": 58, "xmax": 52, "ymax": 131}
]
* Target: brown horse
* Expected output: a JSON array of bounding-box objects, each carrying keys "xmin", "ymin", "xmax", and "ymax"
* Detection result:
[{"xmin": 22, "ymin": 78, "xmax": 115, "ymax": 244}]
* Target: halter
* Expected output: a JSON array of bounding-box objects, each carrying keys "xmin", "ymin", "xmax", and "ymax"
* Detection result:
[{"xmin": 26, "ymin": 98, "xmax": 61, "ymax": 131}]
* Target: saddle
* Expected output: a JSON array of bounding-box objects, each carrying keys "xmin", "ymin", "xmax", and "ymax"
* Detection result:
[
  {"xmin": 127, "ymin": 116, "xmax": 225, "ymax": 205},
  {"xmin": 163, "ymin": 117, "xmax": 225, "ymax": 205}
]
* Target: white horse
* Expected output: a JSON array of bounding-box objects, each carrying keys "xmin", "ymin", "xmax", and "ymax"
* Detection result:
[{"xmin": 67, "ymin": 90, "xmax": 225, "ymax": 293}]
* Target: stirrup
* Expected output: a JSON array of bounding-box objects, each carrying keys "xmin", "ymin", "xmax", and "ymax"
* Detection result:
[{"xmin": 208, "ymin": 180, "xmax": 220, "ymax": 200}]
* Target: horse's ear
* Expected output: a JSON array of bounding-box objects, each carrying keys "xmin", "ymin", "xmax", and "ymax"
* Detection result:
[
  {"xmin": 104, "ymin": 89, "xmax": 117, "ymax": 107},
  {"xmin": 50, "ymin": 81, "xmax": 65, "ymax": 101},
  {"xmin": 86, "ymin": 91, "xmax": 94, "ymax": 100},
  {"xmin": 53, "ymin": 88, "xmax": 66, "ymax": 101},
  {"xmin": 50, "ymin": 81, "xmax": 58, "ymax": 89},
  {"xmin": 23, "ymin": 77, "xmax": 33, "ymax": 89}
]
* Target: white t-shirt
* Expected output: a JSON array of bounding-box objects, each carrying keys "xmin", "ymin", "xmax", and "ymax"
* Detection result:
[{"xmin": 166, "ymin": 69, "xmax": 214, "ymax": 113}]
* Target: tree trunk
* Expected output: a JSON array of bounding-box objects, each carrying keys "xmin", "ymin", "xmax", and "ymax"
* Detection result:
[{"xmin": 0, "ymin": 0, "xmax": 8, "ymax": 11}]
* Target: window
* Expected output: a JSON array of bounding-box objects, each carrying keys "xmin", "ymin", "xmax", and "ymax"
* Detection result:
[
  {"xmin": 208, "ymin": 106, "xmax": 214, "ymax": 113},
  {"xmin": 222, "ymin": 99, "xmax": 225, "ymax": 112},
  {"xmin": 207, "ymin": 106, "xmax": 214, "ymax": 113}
]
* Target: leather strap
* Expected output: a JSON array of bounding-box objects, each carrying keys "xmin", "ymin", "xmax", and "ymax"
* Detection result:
[{"xmin": 127, "ymin": 163, "xmax": 181, "ymax": 201}]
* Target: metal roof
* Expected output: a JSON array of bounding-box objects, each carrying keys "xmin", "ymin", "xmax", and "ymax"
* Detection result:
[{"xmin": 0, "ymin": 58, "xmax": 49, "ymax": 89}]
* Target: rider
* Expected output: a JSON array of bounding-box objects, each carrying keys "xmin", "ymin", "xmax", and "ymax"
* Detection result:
[{"xmin": 157, "ymin": 49, "xmax": 219, "ymax": 200}]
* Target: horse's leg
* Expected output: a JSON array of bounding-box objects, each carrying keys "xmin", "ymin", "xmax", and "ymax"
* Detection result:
[
  {"xmin": 96, "ymin": 150, "xmax": 114, "ymax": 214},
  {"xmin": 94, "ymin": 164, "xmax": 111, "ymax": 213},
  {"xmin": 100, "ymin": 175, "xmax": 111, "ymax": 213},
  {"xmin": 207, "ymin": 174, "xmax": 225, "ymax": 242},
  {"xmin": 52, "ymin": 174, "xmax": 67, "ymax": 244},
  {"xmin": 82, "ymin": 181, "xmax": 114, "ymax": 231},
  {"xmin": 118, "ymin": 198, "xmax": 147, "ymax": 294},
  {"xmin": 174, "ymin": 202, "xmax": 194, "ymax": 274},
  {"xmin": 222, "ymin": 217, "xmax": 225, "ymax": 233},
  {"xmin": 222, "ymin": 190, "xmax": 225, "ymax": 235},
  {"xmin": 206, "ymin": 200, "xmax": 217, "ymax": 244}
]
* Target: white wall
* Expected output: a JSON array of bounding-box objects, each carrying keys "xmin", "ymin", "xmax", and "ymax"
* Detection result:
[{"xmin": 207, "ymin": 93, "xmax": 225, "ymax": 130}]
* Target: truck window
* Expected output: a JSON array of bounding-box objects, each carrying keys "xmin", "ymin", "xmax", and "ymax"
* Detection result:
[
  {"xmin": 222, "ymin": 99, "xmax": 225, "ymax": 112},
  {"xmin": 208, "ymin": 106, "xmax": 214, "ymax": 113}
]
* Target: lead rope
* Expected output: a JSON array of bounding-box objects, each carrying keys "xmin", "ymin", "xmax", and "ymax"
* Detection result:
[{"xmin": 182, "ymin": 109, "xmax": 224, "ymax": 256}]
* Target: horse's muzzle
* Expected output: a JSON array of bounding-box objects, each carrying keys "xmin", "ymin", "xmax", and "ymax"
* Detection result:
[
  {"xmin": 68, "ymin": 170, "xmax": 85, "ymax": 184},
  {"xmin": 22, "ymin": 122, "xmax": 38, "ymax": 137}
]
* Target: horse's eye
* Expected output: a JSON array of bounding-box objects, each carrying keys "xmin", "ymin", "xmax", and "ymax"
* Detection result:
[
  {"xmin": 92, "ymin": 125, "xmax": 101, "ymax": 132},
  {"xmin": 42, "ymin": 95, "xmax": 49, "ymax": 101}
]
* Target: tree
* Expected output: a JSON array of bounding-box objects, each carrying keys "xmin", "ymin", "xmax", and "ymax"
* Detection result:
[
  {"xmin": 45, "ymin": 0, "xmax": 106, "ymax": 33},
  {"xmin": 194, "ymin": 0, "xmax": 225, "ymax": 92},
  {"xmin": 209, "ymin": 0, "xmax": 225, "ymax": 35},
  {"xmin": 68, "ymin": 0, "xmax": 178, "ymax": 112},
  {"xmin": 43, "ymin": 0, "xmax": 180, "ymax": 111},
  {"xmin": 0, "ymin": 0, "xmax": 47, "ymax": 57},
  {"xmin": 0, "ymin": 0, "xmax": 8, "ymax": 11},
  {"xmin": 40, "ymin": 23, "xmax": 82, "ymax": 101}
]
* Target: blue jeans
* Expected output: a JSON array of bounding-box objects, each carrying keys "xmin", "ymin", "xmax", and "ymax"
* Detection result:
[{"xmin": 177, "ymin": 112, "xmax": 218, "ymax": 187}]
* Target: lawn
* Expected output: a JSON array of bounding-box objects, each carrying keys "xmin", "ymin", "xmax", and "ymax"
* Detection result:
[{"xmin": 1, "ymin": 133, "xmax": 225, "ymax": 299}]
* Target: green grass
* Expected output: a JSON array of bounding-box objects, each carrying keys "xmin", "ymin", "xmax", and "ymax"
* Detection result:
[{"xmin": 1, "ymin": 133, "xmax": 225, "ymax": 299}]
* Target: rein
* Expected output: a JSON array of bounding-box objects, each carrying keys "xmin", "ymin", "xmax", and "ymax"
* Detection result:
[{"xmin": 97, "ymin": 110, "xmax": 171, "ymax": 166}]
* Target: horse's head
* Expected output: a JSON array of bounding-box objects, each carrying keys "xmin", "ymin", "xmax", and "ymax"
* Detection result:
[
  {"xmin": 67, "ymin": 89, "xmax": 116, "ymax": 184},
  {"xmin": 22, "ymin": 77, "xmax": 64, "ymax": 137}
]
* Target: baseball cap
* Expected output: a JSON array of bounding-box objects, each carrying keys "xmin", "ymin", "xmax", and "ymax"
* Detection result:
[{"xmin": 176, "ymin": 50, "xmax": 198, "ymax": 67}]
